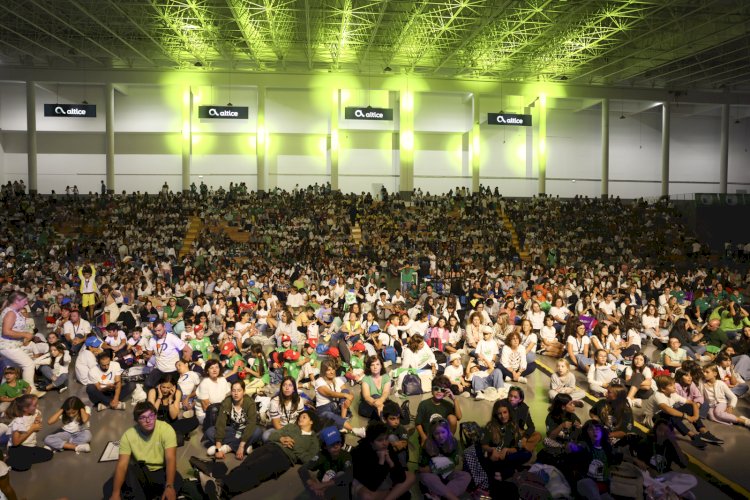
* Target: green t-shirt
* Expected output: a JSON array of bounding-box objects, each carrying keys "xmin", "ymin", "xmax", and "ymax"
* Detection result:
[
  {"xmin": 694, "ymin": 297, "xmax": 710, "ymax": 314},
  {"xmin": 400, "ymin": 267, "xmax": 415, "ymax": 284},
  {"xmin": 730, "ymin": 293, "xmax": 745, "ymax": 306},
  {"xmin": 119, "ymin": 421, "xmax": 178, "ymax": 471},
  {"xmin": 362, "ymin": 374, "xmax": 391, "ymax": 398},
  {"xmin": 0, "ymin": 380, "xmax": 29, "ymax": 399},
  {"xmin": 189, "ymin": 337, "xmax": 212, "ymax": 360}
]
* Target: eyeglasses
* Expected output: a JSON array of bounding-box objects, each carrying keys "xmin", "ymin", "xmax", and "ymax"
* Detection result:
[{"xmin": 138, "ymin": 413, "xmax": 157, "ymax": 423}]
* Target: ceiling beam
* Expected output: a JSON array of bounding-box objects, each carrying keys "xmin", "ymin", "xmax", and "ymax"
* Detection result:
[
  {"xmin": 384, "ymin": 0, "xmax": 430, "ymax": 68},
  {"xmin": 226, "ymin": 0, "xmax": 264, "ymax": 69},
  {"xmin": 357, "ymin": 0, "xmax": 390, "ymax": 69},
  {"xmin": 0, "ymin": 3, "xmax": 102, "ymax": 66},
  {"xmin": 106, "ymin": 0, "xmax": 180, "ymax": 65},
  {"xmin": 304, "ymin": 0, "xmax": 314, "ymax": 70},
  {"xmin": 431, "ymin": 1, "xmax": 512, "ymax": 74},
  {"xmin": 69, "ymin": 0, "xmax": 155, "ymax": 66},
  {"xmin": 0, "ymin": 38, "xmax": 43, "ymax": 62},
  {"xmin": 0, "ymin": 22, "xmax": 76, "ymax": 64}
]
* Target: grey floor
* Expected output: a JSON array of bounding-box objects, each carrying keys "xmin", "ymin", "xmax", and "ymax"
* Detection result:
[{"xmin": 11, "ymin": 357, "xmax": 738, "ymax": 500}]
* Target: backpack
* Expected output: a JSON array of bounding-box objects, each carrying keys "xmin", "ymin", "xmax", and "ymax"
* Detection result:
[
  {"xmin": 401, "ymin": 373, "xmax": 423, "ymax": 396},
  {"xmin": 383, "ymin": 345, "xmax": 397, "ymax": 364},
  {"xmin": 460, "ymin": 421, "xmax": 483, "ymax": 447},
  {"xmin": 609, "ymin": 463, "xmax": 644, "ymax": 499},
  {"xmin": 510, "ymin": 471, "xmax": 549, "ymax": 500},
  {"xmin": 399, "ymin": 400, "xmax": 411, "ymax": 425}
]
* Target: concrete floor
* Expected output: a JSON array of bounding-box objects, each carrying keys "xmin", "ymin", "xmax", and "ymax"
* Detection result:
[
  {"xmin": 6, "ymin": 309, "xmax": 742, "ymax": 499},
  {"xmin": 10, "ymin": 358, "xmax": 736, "ymax": 500}
]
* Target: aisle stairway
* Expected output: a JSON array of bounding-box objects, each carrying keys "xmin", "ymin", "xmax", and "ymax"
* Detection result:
[
  {"xmin": 178, "ymin": 216, "xmax": 203, "ymax": 258},
  {"xmin": 499, "ymin": 208, "xmax": 530, "ymax": 261},
  {"xmin": 216, "ymin": 222, "xmax": 251, "ymax": 243},
  {"xmin": 351, "ymin": 223, "xmax": 362, "ymax": 245}
]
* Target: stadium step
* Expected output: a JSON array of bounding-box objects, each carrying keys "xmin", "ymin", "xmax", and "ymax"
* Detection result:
[
  {"xmin": 178, "ymin": 216, "xmax": 203, "ymax": 258},
  {"xmin": 499, "ymin": 209, "xmax": 530, "ymax": 261},
  {"xmin": 351, "ymin": 224, "xmax": 362, "ymax": 245}
]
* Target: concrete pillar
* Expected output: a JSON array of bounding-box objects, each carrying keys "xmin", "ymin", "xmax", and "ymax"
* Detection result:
[
  {"xmin": 661, "ymin": 101, "xmax": 671, "ymax": 198},
  {"xmin": 330, "ymin": 89, "xmax": 339, "ymax": 191},
  {"xmin": 537, "ymin": 95, "xmax": 547, "ymax": 195},
  {"xmin": 720, "ymin": 103, "xmax": 729, "ymax": 194},
  {"xmin": 26, "ymin": 81, "xmax": 37, "ymax": 194},
  {"xmin": 105, "ymin": 83, "xmax": 115, "ymax": 194},
  {"xmin": 470, "ymin": 94, "xmax": 480, "ymax": 193},
  {"xmin": 256, "ymin": 86, "xmax": 266, "ymax": 192},
  {"xmin": 399, "ymin": 82, "xmax": 414, "ymax": 198},
  {"xmin": 601, "ymin": 98, "xmax": 610, "ymax": 198},
  {"xmin": 181, "ymin": 86, "xmax": 192, "ymax": 193}
]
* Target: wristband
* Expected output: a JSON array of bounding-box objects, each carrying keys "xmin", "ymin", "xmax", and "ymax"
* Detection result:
[{"xmin": 164, "ymin": 484, "xmax": 174, "ymax": 489}]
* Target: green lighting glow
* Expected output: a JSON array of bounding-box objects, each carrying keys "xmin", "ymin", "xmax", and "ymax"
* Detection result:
[{"xmin": 401, "ymin": 130, "xmax": 413, "ymax": 151}]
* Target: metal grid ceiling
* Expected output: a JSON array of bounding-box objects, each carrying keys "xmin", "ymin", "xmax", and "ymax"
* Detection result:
[{"xmin": 1, "ymin": 0, "xmax": 749, "ymax": 90}]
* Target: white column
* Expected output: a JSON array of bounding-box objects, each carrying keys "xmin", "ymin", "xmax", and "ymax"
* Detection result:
[
  {"xmin": 105, "ymin": 83, "xmax": 115, "ymax": 194},
  {"xmin": 26, "ymin": 81, "xmax": 37, "ymax": 194},
  {"xmin": 181, "ymin": 86, "xmax": 192, "ymax": 193},
  {"xmin": 601, "ymin": 98, "xmax": 610, "ymax": 198},
  {"xmin": 256, "ymin": 86, "xmax": 266, "ymax": 192},
  {"xmin": 720, "ymin": 103, "xmax": 729, "ymax": 194},
  {"xmin": 661, "ymin": 101, "xmax": 671, "ymax": 198}
]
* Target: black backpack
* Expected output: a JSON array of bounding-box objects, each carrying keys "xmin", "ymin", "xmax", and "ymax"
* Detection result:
[{"xmin": 399, "ymin": 400, "xmax": 411, "ymax": 425}]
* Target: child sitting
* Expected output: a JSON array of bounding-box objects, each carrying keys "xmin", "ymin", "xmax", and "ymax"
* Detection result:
[
  {"xmin": 0, "ymin": 367, "xmax": 30, "ymax": 417},
  {"xmin": 702, "ymin": 364, "xmax": 750, "ymax": 428},
  {"xmin": 43, "ymin": 396, "xmax": 92, "ymax": 453},
  {"xmin": 549, "ymin": 358, "xmax": 586, "ymax": 401}
]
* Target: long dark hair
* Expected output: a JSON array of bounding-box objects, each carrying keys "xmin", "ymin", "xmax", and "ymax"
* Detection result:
[
  {"xmin": 278, "ymin": 375, "xmax": 300, "ymax": 411},
  {"xmin": 548, "ymin": 393, "xmax": 574, "ymax": 421},
  {"xmin": 486, "ymin": 399, "xmax": 521, "ymax": 446},
  {"xmin": 61, "ymin": 396, "xmax": 86, "ymax": 425}
]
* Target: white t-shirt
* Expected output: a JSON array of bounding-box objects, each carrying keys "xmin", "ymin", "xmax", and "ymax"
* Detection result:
[
  {"xmin": 566, "ymin": 335, "xmax": 590, "ymax": 354},
  {"xmin": 60, "ymin": 406, "xmax": 92, "ymax": 433},
  {"xmin": 314, "ymin": 377, "xmax": 344, "ymax": 407},
  {"xmin": 177, "ymin": 370, "xmax": 201, "ymax": 398},
  {"xmin": 104, "ymin": 330, "xmax": 127, "ymax": 347},
  {"xmin": 475, "ymin": 339, "xmax": 499, "ymax": 366},
  {"xmin": 268, "ymin": 396, "xmax": 305, "ymax": 426},
  {"xmin": 75, "ymin": 349, "xmax": 98, "ymax": 385},
  {"xmin": 89, "ymin": 361, "xmax": 123, "ymax": 388},
  {"xmin": 148, "ymin": 334, "xmax": 186, "ymax": 372},
  {"xmin": 7, "ymin": 411, "xmax": 42, "ymax": 446},
  {"xmin": 540, "ymin": 326, "xmax": 557, "ymax": 343},
  {"xmin": 444, "ymin": 364, "xmax": 464, "ymax": 384},
  {"xmin": 196, "ymin": 377, "xmax": 231, "ymax": 405},
  {"xmin": 63, "ymin": 319, "xmax": 92, "ymax": 341},
  {"xmin": 598, "ymin": 300, "xmax": 617, "ymax": 316},
  {"xmin": 643, "ymin": 390, "xmax": 686, "ymax": 427}
]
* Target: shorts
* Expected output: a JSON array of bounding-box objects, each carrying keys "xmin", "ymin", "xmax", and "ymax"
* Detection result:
[{"xmin": 82, "ymin": 293, "xmax": 97, "ymax": 308}]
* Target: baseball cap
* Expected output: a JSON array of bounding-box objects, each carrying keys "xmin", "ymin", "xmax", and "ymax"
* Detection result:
[
  {"xmin": 281, "ymin": 334, "xmax": 292, "ymax": 343},
  {"xmin": 60, "ymin": 297, "xmax": 72, "ymax": 306},
  {"xmin": 351, "ymin": 342, "xmax": 365, "ymax": 352},
  {"xmin": 85, "ymin": 336, "xmax": 103, "ymax": 348},
  {"xmin": 220, "ymin": 342, "xmax": 236, "ymax": 356},
  {"xmin": 327, "ymin": 347, "xmax": 340, "ymax": 358},
  {"xmin": 147, "ymin": 314, "xmax": 158, "ymax": 323},
  {"xmin": 449, "ymin": 352, "xmax": 461, "ymax": 362},
  {"xmin": 194, "ymin": 325, "xmax": 203, "ymax": 333},
  {"xmin": 320, "ymin": 426, "xmax": 342, "ymax": 447}
]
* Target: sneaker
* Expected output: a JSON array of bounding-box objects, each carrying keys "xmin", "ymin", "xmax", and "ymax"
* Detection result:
[
  {"xmin": 116, "ymin": 402, "xmax": 127, "ymax": 410},
  {"xmin": 97, "ymin": 403, "xmax": 107, "ymax": 412},
  {"xmin": 219, "ymin": 444, "xmax": 232, "ymax": 454},
  {"xmin": 203, "ymin": 477, "xmax": 223, "ymax": 500},
  {"xmin": 504, "ymin": 376, "xmax": 511, "ymax": 382},
  {"xmin": 460, "ymin": 391, "xmax": 471, "ymax": 398},
  {"xmin": 58, "ymin": 386, "xmax": 68, "ymax": 394},
  {"xmin": 690, "ymin": 435, "xmax": 707, "ymax": 449},
  {"xmin": 43, "ymin": 445, "xmax": 54, "ymax": 452},
  {"xmin": 700, "ymin": 432, "xmax": 723, "ymax": 445},
  {"xmin": 518, "ymin": 376, "xmax": 528, "ymax": 384},
  {"xmin": 245, "ymin": 444, "xmax": 253, "ymax": 454},
  {"xmin": 351, "ymin": 427, "xmax": 366, "ymax": 438},
  {"xmin": 75, "ymin": 444, "xmax": 91, "ymax": 454},
  {"xmin": 207, "ymin": 445, "xmax": 217, "ymax": 457},
  {"xmin": 190, "ymin": 456, "xmax": 228, "ymax": 479}
]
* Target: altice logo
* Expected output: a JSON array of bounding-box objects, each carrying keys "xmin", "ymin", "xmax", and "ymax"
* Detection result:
[
  {"xmin": 209, "ymin": 108, "xmax": 238, "ymax": 117},
  {"xmin": 55, "ymin": 106, "xmax": 86, "ymax": 116},
  {"xmin": 496, "ymin": 115, "xmax": 523, "ymax": 125},
  {"xmin": 354, "ymin": 109, "xmax": 384, "ymax": 119}
]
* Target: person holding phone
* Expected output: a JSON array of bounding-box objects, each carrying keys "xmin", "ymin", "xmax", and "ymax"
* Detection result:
[{"xmin": 414, "ymin": 375, "xmax": 462, "ymax": 445}]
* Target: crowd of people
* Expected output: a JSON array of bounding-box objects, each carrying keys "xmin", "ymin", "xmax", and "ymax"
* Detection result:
[{"xmin": 0, "ymin": 183, "xmax": 748, "ymax": 499}]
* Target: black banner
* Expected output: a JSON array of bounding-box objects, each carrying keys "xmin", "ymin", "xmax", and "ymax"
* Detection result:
[
  {"xmin": 44, "ymin": 104, "xmax": 97, "ymax": 117},
  {"xmin": 344, "ymin": 107, "xmax": 394, "ymax": 121},
  {"xmin": 487, "ymin": 113, "xmax": 532, "ymax": 126},
  {"xmin": 198, "ymin": 106, "xmax": 249, "ymax": 119}
]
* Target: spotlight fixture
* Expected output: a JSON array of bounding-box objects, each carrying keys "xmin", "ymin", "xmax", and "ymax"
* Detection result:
[
  {"xmin": 82, "ymin": 100, "xmax": 88, "ymax": 105},
  {"xmin": 735, "ymin": 119, "xmax": 741, "ymax": 124},
  {"xmin": 194, "ymin": 61, "xmax": 203, "ymax": 67},
  {"xmin": 383, "ymin": 66, "xmax": 392, "ymax": 72},
  {"xmin": 619, "ymin": 114, "xmax": 626, "ymax": 119},
  {"xmin": 227, "ymin": 102, "xmax": 233, "ymax": 107}
]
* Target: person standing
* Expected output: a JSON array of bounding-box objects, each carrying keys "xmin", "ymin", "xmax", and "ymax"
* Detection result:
[{"xmin": 0, "ymin": 292, "xmax": 44, "ymax": 396}]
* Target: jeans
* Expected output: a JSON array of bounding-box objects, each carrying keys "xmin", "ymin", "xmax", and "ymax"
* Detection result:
[
  {"xmin": 661, "ymin": 403, "xmax": 704, "ymax": 436},
  {"xmin": 86, "ymin": 382, "xmax": 135, "ymax": 406},
  {"xmin": 43, "ymin": 429, "xmax": 92, "ymax": 451},
  {"xmin": 472, "ymin": 368, "xmax": 505, "ymax": 392},
  {"xmin": 103, "ymin": 462, "xmax": 184, "ymax": 500},
  {"xmin": 39, "ymin": 366, "xmax": 68, "ymax": 388},
  {"xmin": 204, "ymin": 424, "xmax": 262, "ymax": 451}
]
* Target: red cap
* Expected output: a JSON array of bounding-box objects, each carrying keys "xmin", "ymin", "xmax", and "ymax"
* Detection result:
[
  {"xmin": 220, "ymin": 342, "xmax": 235, "ymax": 356},
  {"xmin": 327, "ymin": 347, "xmax": 340, "ymax": 358},
  {"xmin": 281, "ymin": 334, "xmax": 292, "ymax": 343},
  {"xmin": 351, "ymin": 342, "xmax": 366, "ymax": 352},
  {"xmin": 283, "ymin": 349, "xmax": 300, "ymax": 361}
]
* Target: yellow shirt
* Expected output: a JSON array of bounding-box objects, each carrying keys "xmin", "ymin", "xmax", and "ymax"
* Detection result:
[{"xmin": 119, "ymin": 421, "xmax": 177, "ymax": 471}]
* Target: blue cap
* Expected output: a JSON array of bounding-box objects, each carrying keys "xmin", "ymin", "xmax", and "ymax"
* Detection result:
[
  {"xmin": 85, "ymin": 336, "xmax": 103, "ymax": 348},
  {"xmin": 329, "ymin": 279, "xmax": 336, "ymax": 285},
  {"xmin": 147, "ymin": 314, "xmax": 158, "ymax": 323},
  {"xmin": 61, "ymin": 297, "xmax": 72, "ymax": 305},
  {"xmin": 368, "ymin": 324, "xmax": 380, "ymax": 333},
  {"xmin": 320, "ymin": 426, "xmax": 341, "ymax": 447},
  {"xmin": 248, "ymin": 280, "xmax": 255, "ymax": 286}
]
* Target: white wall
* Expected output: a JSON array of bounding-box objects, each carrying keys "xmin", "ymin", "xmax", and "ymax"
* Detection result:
[{"xmin": 1, "ymin": 80, "xmax": 749, "ymax": 197}]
